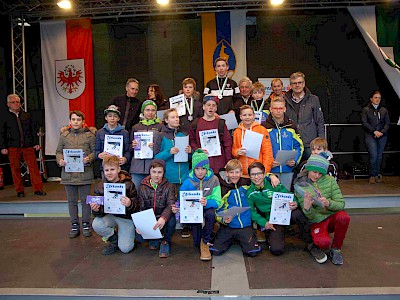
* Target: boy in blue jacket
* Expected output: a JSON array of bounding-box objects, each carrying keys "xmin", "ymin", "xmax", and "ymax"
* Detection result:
[
  {"xmin": 211, "ymin": 159, "xmax": 261, "ymax": 257},
  {"xmin": 179, "ymin": 149, "xmax": 222, "ymax": 261}
]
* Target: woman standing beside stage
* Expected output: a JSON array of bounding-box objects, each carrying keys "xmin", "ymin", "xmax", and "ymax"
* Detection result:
[{"xmin": 361, "ymin": 90, "xmax": 390, "ymax": 184}]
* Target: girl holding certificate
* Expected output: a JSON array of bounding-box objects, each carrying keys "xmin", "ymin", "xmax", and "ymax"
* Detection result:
[
  {"xmin": 56, "ymin": 110, "xmax": 97, "ymax": 239},
  {"xmin": 247, "ymin": 162, "xmax": 326, "ymax": 264}
]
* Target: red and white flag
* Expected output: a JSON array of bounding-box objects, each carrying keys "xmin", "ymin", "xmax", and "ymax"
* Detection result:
[{"xmin": 40, "ymin": 19, "xmax": 95, "ymax": 155}]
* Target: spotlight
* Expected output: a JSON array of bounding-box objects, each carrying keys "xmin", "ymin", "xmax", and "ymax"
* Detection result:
[
  {"xmin": 57, "ymin": 0, "xmax": 72, "ymax": 9},
  {"xmin": 270, "ymin": 0, "xmax": 284, "ymax": 5},
  {"xmin": 157, "ymin": 0, "xmax": 169, "ymax": 5}
]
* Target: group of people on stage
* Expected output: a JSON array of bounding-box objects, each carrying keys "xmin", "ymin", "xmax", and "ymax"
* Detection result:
[{"xmin": 0, "ymin": 56, "xmax": 390, "ymax": 266}]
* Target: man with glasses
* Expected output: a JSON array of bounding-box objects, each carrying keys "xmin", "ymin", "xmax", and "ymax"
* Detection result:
[
  {"xmin": 283, "ymin": 72, "xmax": 325, "ymax": 160},
  {"xmin": 0, "ymin": 94, "xmax": 46, "ymax": 197}
]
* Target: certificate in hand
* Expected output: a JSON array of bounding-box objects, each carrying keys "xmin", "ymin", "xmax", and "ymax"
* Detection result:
[
  {"xmin": 199, "ymin": 129, "xmax": 221, "ymax": 157},
  {"xmin": 131, "ymin": 209, "xmax": 163, "ymax": 239},
  {"xmin": 219, "ymin": 113, "xmax": 238, "ymax": 130},
  {"xmin": 174, "ymin": 135, "xmax": 189, "ymax": 162},
  {"xmin": 169, "ymin": 94, "xmax": 186, "ymax": 116},
  {"xmin": 217, "ymin": 206, "xmax": 250, "ymax": 219},
  {"xmin": 86, "ymin": 195, "xmax": 104, "ymax": 205},
  {"xmin": 275, "ymin": 150, "xmax": 297, "ymax": 165},
  {"xmin": 269, "ymin": 192, "xmax": 294, "ymax": 225},
  {"xmin": 104, "ymin": 183, "xmax": 126, "ymax": 214},
  {"xmin": 242, "ymin": 130, "xmax": 263, "ymax": 159},
  {"xmin": 134, "ymin": 132, "xmax": 153, "ymax": 159},
  {"xmin": 104, "ymin": 135, "xmax": 123, "ymax": 157},
  {"xmin": 180, "ymin": 190, "xmax": 203, "ymax": 223},
  {"xmin": 63, "ymin": 149, "xmax": 84, "ymax": 172}
]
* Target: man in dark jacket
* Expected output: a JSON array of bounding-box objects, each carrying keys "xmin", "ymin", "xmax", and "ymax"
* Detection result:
[
  {"xmin": 283, "ymin": 72, "xmax": 325, "ymax": 161},
  {"xmin": 0, "ymin": 94, "xmax": 46, "ymax": 197},
  {"xmin": 111, "ymin": 78, "xmax": 142, "ymax": 130}
]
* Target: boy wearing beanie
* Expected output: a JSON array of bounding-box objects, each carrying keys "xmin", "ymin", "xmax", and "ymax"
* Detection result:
[
  {"xmin": 294, "ymin": 154, "xmax": 350, "ymax": 265},
  {"xmin": 179, "ymin": 149, "xmax": 222, "ymax": 261}
]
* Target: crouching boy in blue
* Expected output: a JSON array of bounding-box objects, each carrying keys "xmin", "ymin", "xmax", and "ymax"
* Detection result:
[
  {"xmin": 211, "ymin": 159, "xmax": 261, "ymax": 257},
  {"xmin": 179, "ymin": 149, "xmax": 222, "ymax": 261},
  {"xmin": 90, "ymin": 156, "xmax": 140, "ymax": 255},
  {"xmin": 137, "ymin": 159, "xmax": 177, "ymax": 258}
]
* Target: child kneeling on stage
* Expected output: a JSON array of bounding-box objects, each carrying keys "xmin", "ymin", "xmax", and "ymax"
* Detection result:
[
  {"xmin": 137, "ymin": 159, "xmax": 177, "ymax": 258},
  {"xmin": 294, "ymin": 154, "xmax": 350, "ymax": 265},
  {"xmin": 90, "ymin": 156, "xmax": 140, "ymax": 255},
  {"xmin": 211, "ymin": 159, "xmax": 261, "ymax": 257}
]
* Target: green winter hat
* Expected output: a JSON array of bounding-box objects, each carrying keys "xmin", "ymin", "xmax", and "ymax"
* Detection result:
[
  {"xmin": 305, "ymin": 154, "xmax": 329, "ymax": 176},
  {"xmin": 192, "ymin": 149, "xmax": 210, "ymax": 171},
  {"xmin": 141, "ymin": 100, "xmax": 157, "ymax": 113}
]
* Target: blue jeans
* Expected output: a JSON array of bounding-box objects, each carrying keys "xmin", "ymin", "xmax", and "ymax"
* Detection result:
[
  {"xmin": 138, "ymin": 216, "xmax": 176, "ymax": 245},
  {"xmin": 191, "ymin": 208, "xmax": 215, "ymax": 247},
  {"xmin": 365, "ymin": 134, "xmax": 387, "ymax": 177}
]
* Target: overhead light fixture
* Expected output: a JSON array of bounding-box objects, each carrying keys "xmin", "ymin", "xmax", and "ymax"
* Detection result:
[
  {"xmin": 17, "ymin": 18, "xmax": 31, "ymax": 26},
  {"xmin": 157, "ymin": 0, "xmax": 169, "ymax": 5},
  {"xmin": 271, "ymin": 0, "xmax": 284, "ymax": 5},
  {"xmin": 57, "ymin": 0, "xmax": 72, "ymax": 9}
]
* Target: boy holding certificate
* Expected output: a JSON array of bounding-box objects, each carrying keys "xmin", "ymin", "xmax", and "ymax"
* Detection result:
[
  {"xmin": 95, "ymin": 105, "xmax": 130, "ymax": 172},
  {"xmin": 293, "ymin": 155, "xmax": 350, "ymax": 265},
  {"xmin": 137, "ymin": 159, "xmax": 176, "ymax": 258},
  {"xmin": 189, "ymin": 95, "xmax": 232, "ymax": 174},
  {"xmin": 56, "ymin": 110, "xmax": 97, "ymax": 238},
  {"xmin": 179, "ymin": 149, "xmax": 222, "ymax": 261},
  {"xmin": 232, "ymin": 105, "xmax": 274, "ymax": 176},
  {"xmin": 211, "ymin": 159, "xmax": 261, "ymax": 257},
  {"xmin": 129, "ymin": 100, "xmax": 163, "ymax": 189},
  {"xmin": 90, "ymin": 156, "xmax": 140, "ymax": 255},
  {"xmin": 247, "ymin": 162, "xmax": 327, "ymax": 263}
]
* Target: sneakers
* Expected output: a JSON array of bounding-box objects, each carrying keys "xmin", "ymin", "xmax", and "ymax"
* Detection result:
[
  {"xmin": 330, "ymin": 249, "xmax": 344, "ymax": 265},
  {"xmin": 159, "ymin": 241, "xmax": 170, "ymax": 258},
  {"xmin": 200, "ymin": 239, "xmax": 212, "ymax": 261},
  {"xmin": 307, "ymin": 243, "xmax": 327, "ymax": 264},
  {"xmin": 82, "ymin": 222, "xmax": 91, "ymax": 237},
  {"xmin": 34, "ymin": 190, "xmax": 47, "ymax": 196},
  {"xmin": 256, "ymin": 228, "xmax": 267, "ymax": 243},
  {"xmin": 376, "ymin": 174, "xmax": 383, "ymax": 183},
  {"xmin": 102, "ymin": 233, "xmax": 118, "ymax": 255},
  {"xmin": 149, "ymin": 240, "xmax": 160, "ymax": 250},
  {"xmin": 369, "ymin": 176, "xmax": 376, "ymax": 184},
  {"xmin": 181, "ymin": 226, "xmax": 191, "ymax": 238},
  {"xmin": 17, "ymin": 192, "xmax": 25, "ymax": 198},
  {"xmin": 69, "ymin": 223, "xmax": 80, "ymax": 239}
]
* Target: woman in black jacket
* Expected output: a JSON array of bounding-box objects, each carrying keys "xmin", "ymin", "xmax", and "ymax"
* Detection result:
[{"xmin": 361, "ymin": 90, "xmax": 390, "ymax": 184}]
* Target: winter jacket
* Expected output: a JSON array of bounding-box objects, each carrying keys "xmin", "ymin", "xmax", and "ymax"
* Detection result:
[
  {"xmin": 179, "ymin": 168, "xmax": 222, "ymax": 210},
  {"xmin": 111, "ymin": 95, "xmax": 142, "ymax": 130},
  {"xmin": 129, "ymin": 121, "xmax": 163, "ymax": 175},
  {"xmin": 154, "ymin": 125, "xmax": 190, "ymax": 184},
  {"xmin": 361, "ymin": 102, "xmax": 390, "ymax": 137},
  {"xmin": 283, "ymin": 87, "xmax": 325, "ymax": 148},
  {"xmin": 246, "ymin": 177, "xmax": 295, "ymax": 228},
  {"xmin": 217, "ymin": 170, "xmax": 251, "ymax": 197},
  {"xmin": 93, "ymin": 170, "xmax": 140, "ymax": 219},
  {"xmin": 216, "ymin": 171, "xmax": 252, "ymax": 228},
  {"xmin": 56, "ymin": 126, "xmax": 97, "ymax": 185},
  {"xmin": 138, "ymin": 175, "xmax": 176, "ymax": 221},
  {"xmin": 189, "ymin": 117, "xmax": 232, "ymax": 174},
  {"xmin": 262, "ymin": 114, "xmax": 304, "ymax": 173},
  {"xmin": 232, "ymin": 122, "xmax": 274, "ymax": 175},
  {"xmin": 293, "ymin": 171, "xmax": 345, "ymax": 224},
  {"xmin": 95, "ymin": 124, "xmax": 131, "ymax": 170},
  {"xmin": 0, "ymin": 109, "xmax": 38, "ymax": 149},
  {"xmin": 204, "ymin": 77, "xmax": 239, "ymax": 115}
]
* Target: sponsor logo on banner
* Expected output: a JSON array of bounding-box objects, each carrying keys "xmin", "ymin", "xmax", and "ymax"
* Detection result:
[
  {"xmin": 213, "ymin": 39, "xmax": 236, "ymax": 77},
  {"xmin": 55, "ymin": 59, "xmax": 85, "ymax": 100}
]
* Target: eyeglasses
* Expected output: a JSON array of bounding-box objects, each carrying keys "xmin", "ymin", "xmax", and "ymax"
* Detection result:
[
  {"xmin": 8, "ymin": 101, "xmax": 21, "ymax": 104},
  {"xmin": 249, "ymin": 172, "xmax": 264, "ymax": 178},
  {"xmin": 291, "ymin": 81, "xmax": 304, "ymax": 85}
]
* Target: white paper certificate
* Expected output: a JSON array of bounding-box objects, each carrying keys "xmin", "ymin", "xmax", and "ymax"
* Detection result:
[
  {"xmin": 269, "ymin": 192, "xmax": 294, "ymax": 225},
  {"xmin": 104, "ymin": 135, "xmax": 123, "ymax": 157},
  {"xmin": 180, "ymin": 190, "xmax": 203, "ymax": 223},
  {"xmin": 104, "ymin": 183, "xmax": 126, "ymax": 214},
  {"xmin": 133, "ymin": 132, "xmax": 153, "ymax": 159},
  {"xmin": 63, "ymin": 149, "xmax": 84, "ymax": 172},
  {"xmin": 199, "ymin": 129, "xmax": 221, "ymax": 157},
  {"xmin": 169, "ymin": 94, "xmax": 186, "ymax": 116},
  {"xmin": 275, "ymin": 150, "xmax": 297, "ymax": 165},
  {"xmin": 217, "ymin": 206, "xmax": 250, "ymax": 219},
  {"xmin": 131, "ymin": 209, "xmax": 163, "ymax": 239},
  {"xmin": 220, "ymin": 113, "xmax": 238, "ymax": 130},
  {"xmin": 174, "ymin": 135, "xmax": 189, "ymax": 162},
  {"xmin": 242, "ymin": 130, "xmax": 263, "ymax": 159}
]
